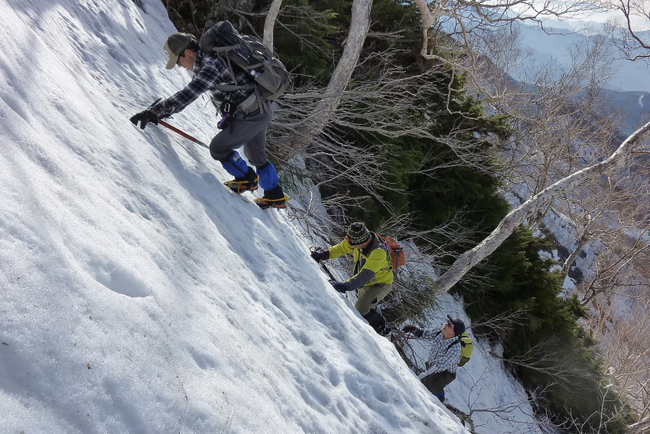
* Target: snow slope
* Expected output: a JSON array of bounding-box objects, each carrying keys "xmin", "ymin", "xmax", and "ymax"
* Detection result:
[{"xmin": 0, "ymin": 0, "xmax": 547, "ymax": 433}]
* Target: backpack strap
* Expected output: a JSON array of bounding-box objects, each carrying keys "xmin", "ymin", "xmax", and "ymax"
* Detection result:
[
  {"xmin": 374, "ymin": 234, "xmax": 395, "ymax": 271},
  {"xmin": 351, "ymin": 234, "xmax": 387, "ymax": 275},
  {"xmin": 209, "ymin": 44, "xmax": 241, "ymax": 54},
  {"xmin": 447, "ymin": 337, "xmax": 461, "ymax": 350},
  {"xmin": 435, "ymin": 330, "xmax": 460, "ymax": 347}
]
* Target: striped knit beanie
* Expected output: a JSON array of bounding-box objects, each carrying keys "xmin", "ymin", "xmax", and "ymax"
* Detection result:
[{"xmin": 347, "ymin": 222, "xmax": 371, "ymax": 245}]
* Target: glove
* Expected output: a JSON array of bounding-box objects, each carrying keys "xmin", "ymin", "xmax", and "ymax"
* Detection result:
[
  {"xmin": 329, "ymin": 280, "xmax": 347, "ymax": 293},
  {"xmin": 130, "ymin": 109, "xmax": 159, "ymax": 129},
  {"xmin": 310, "ymin": 248, "xmax": 330, "ymax": 263},
  {"xmin": 402, "ymin": 325, "xmax": 419, "ymax": 334}
]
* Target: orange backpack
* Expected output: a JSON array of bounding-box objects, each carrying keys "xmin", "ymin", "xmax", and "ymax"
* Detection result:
[{"xmin": 377, "ymin": 235, "xmax": 406, "ymax": 270}]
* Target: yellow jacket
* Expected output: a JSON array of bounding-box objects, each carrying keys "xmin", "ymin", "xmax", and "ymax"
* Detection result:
[{"xmin": 328, "ymin": 234, "xmax": 394, "ymax": 291}]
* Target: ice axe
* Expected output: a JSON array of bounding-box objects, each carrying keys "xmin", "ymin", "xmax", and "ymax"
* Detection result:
[
  {"xmin": 310, "ymin": 248, "xmax": 336, "ymax": 279},
  {"xmin": 310, "ymin": 247, "xmax": 349, "ymax": 300},
  {"xmin": 145, "ymin": 98, "xmax": 209, "ymax": 149},
  {"xmin": 157, "ymin": 119, "xmax": 209, "ymax": 149}
]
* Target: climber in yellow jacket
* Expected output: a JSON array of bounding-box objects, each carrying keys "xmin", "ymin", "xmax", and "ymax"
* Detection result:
[{"xmin": 310, "ymin": 222, "xmax": 394, "ymax": 335}]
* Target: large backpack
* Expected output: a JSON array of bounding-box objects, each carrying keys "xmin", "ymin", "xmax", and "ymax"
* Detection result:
[
  {"xmin": 376, "ymin": 234, "xmax": 406, "ymax": 270},
  {"xmin": 447, "ymin": 332, "xmax": 474, "ymax": 367},
  {"xmin": 199, "ymin": 21, "xmax": 290, "ymax": 104}
]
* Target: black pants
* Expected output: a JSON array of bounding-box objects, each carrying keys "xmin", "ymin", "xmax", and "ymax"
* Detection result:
[
  {"xmin": 421, "ymin": 370, "xmax": 456, "ymax": 395},
  {"xmin": 362, "ymin": 309, "xmax": 387, "ymax": 334}
]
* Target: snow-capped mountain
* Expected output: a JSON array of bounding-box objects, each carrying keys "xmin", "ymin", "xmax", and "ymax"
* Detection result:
[{"xmin": 514, "ymin": 21, "xmax": 650, "ymax": 134}]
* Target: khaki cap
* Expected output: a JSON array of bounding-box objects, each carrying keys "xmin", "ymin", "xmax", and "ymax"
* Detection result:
[{"xmin": 163, "ymin": 33, "xmax": 195, "ymax": 69}]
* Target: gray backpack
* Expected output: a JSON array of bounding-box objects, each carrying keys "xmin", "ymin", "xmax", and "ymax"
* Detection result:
[{"xmin": 199, "ymin": 20, "xmax": 290, "ymax": 104}]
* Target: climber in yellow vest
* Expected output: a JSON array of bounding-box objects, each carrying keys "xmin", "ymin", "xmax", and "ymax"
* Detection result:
[{"xmin": 310, "ymin": 222, "xmax": 394, "ymax": 335}]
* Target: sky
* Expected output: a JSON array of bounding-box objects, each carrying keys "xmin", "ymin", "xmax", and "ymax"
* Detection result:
[
  {"xmin": 564, "ymin": 2, "xmax": 650, "ymax": 31},
  {"xmin": 0, "ymin": 0, "xmax": 562, "ymax": 433}
]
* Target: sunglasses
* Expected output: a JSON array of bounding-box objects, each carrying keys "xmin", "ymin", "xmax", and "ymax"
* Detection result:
[{"xmin": 176, "ymin": 50, "xmax": 186, "ymax": 66}]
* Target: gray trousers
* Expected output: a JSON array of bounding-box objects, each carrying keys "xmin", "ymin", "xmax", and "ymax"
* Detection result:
[{"xmin": 209, "ymin": 102, "xmax": 272, "ymax": 167}]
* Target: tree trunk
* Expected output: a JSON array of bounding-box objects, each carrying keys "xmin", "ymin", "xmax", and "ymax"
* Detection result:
[
  {"xmin": 290, "ymin": 0, "xmax": 373, "ymax": 150},
  {"xmin": 263, "ymin": 0, "xmax": 283, "ymax": 49},
  {"xmin": 436, "ymin": 120, "xmax": 650, "ymax": 292}
]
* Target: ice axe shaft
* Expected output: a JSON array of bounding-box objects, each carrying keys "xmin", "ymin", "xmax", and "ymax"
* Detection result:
[
  {"xmin": 320, "ymin": 263, "xmax": 336, "ymax": 281},
  {"xmin": 319, "ymin": 263, "xmax": 349, "ymax": 300},
  {"xmin": 310, "ymin": 248, "xmax": 337, "ymax": 281},
  {"xmin": 158, "ymin": 120, "xmax": 209, "ymax": 149}
]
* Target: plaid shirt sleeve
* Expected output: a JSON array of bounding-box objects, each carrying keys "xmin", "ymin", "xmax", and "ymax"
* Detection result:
[
  {"xmin": 419, "ymin": 329, "xmax": 461, "ymax": 377},
  {"xmin": 150, "ymin": 53, "xmax": 253, "ymax": 119}
]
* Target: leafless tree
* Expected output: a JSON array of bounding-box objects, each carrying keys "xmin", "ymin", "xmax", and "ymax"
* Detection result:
[
  {"xmin": 436, "ymin": 119, "xmax": 650, "ymax": 293},
  {"xmin": 412, "ymin": 0, "xmax": 607, "ymax": 64},
  {"xmin": 606, "ymin": 0, "xmax": 650, "ymax": 60},
  {"xmin": 456, "ymin": 16, "xmax": 650, "ymax": 431},
  {"xmin": 459, "ymin": 372, "xmax": 551, "ymax": 434},
  {"xmin": 563, "ymin": 183, "xmax": 650, "ymax": 306},
  {"xmin": 496, "ymin": 43, "xmax": 619, "ymax": 197},
  {"xmin": 287, "ymin": 0, "xmax": 373, "ymax": 151},
  {"xmin": 585, "ymin": 292, "xmax": 650, "ymax": 431},
  {"xmin": 542, "ymin": 154, "xmax": 650, "ymax": 430},
  {"xmin": 274, "ymin": 56, "xmax": 509, "ymax": 244},
  {"xmin": 555, "ymin": 385, "xmax": 632, "ymax": 433}
]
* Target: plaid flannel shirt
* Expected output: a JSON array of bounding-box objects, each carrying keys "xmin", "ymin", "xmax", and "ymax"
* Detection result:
[
  {"xmin": 418, "ymin": 329, "xmax": 461, "ymax": 378},
  {"xmin": 151, "ymin": 52, "xmax": 254, "ymax": 119}
]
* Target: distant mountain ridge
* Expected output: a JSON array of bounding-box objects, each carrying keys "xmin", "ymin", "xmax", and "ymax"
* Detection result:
[
  {"xmin": 508, "ymin": 22, "xmax": 650, "ymax": 134},
  {"xmin": 603, "ymin": 89, "xmax": 650, "ymax": 135},
  {"xmin": 515, "ymin": 21, "xmax": 650, "ymax": 93}
]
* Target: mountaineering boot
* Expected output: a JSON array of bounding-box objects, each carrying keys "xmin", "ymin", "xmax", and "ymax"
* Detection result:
[
  {"xmin": 225, "ymin": 176, "xmax": 259, "ymax": 194},
  {"xmin": 221, "ymin": 151, "xmax": 258, "ymax": 193},
  {"xmin": 254, "ymin": 195, "xmax": 289, "ymax": 209},
  {"xmin": 225, "ymin": 168, "xmax": 259, "ymax": 194},
  {"xmin": 254, "ymin": 185, "xmax": 289, "ymax": 209},
  {"xmin": 362, "ymin": 309, "xmax": 389, "ymax": 335}
]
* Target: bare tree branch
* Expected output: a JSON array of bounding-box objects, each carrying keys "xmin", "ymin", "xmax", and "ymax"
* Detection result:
[
  {"xmin": 437, "ymin": 120, "xmax": 650, "ymax": 293},
  {"xmin": 610, "ymin": 0, "xmax": 650, "ymax": 60}
]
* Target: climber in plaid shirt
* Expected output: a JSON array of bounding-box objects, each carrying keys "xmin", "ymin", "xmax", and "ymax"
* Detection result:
[
  {"xmin": 401, "ymin": 315, "xmax": 466, "ymax": 403},
  {"xmin": 130, "ymin": 30, "xmax": 288, "ymax": 209}
]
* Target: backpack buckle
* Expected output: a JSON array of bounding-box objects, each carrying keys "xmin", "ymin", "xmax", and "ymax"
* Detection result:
[{"xmin": 220, "ymin": 102, "xmax": 232, "ymax": 115}]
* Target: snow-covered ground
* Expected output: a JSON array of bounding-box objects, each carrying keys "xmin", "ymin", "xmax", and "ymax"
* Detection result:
[{"xmin": 0, "ymin": 0, "xmax": 551, "ymax": 432}]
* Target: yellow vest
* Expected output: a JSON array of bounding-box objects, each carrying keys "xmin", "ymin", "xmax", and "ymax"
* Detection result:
[{"xmin": 328, "ymin": 235, "xmax": 394, "ymax": 286}]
